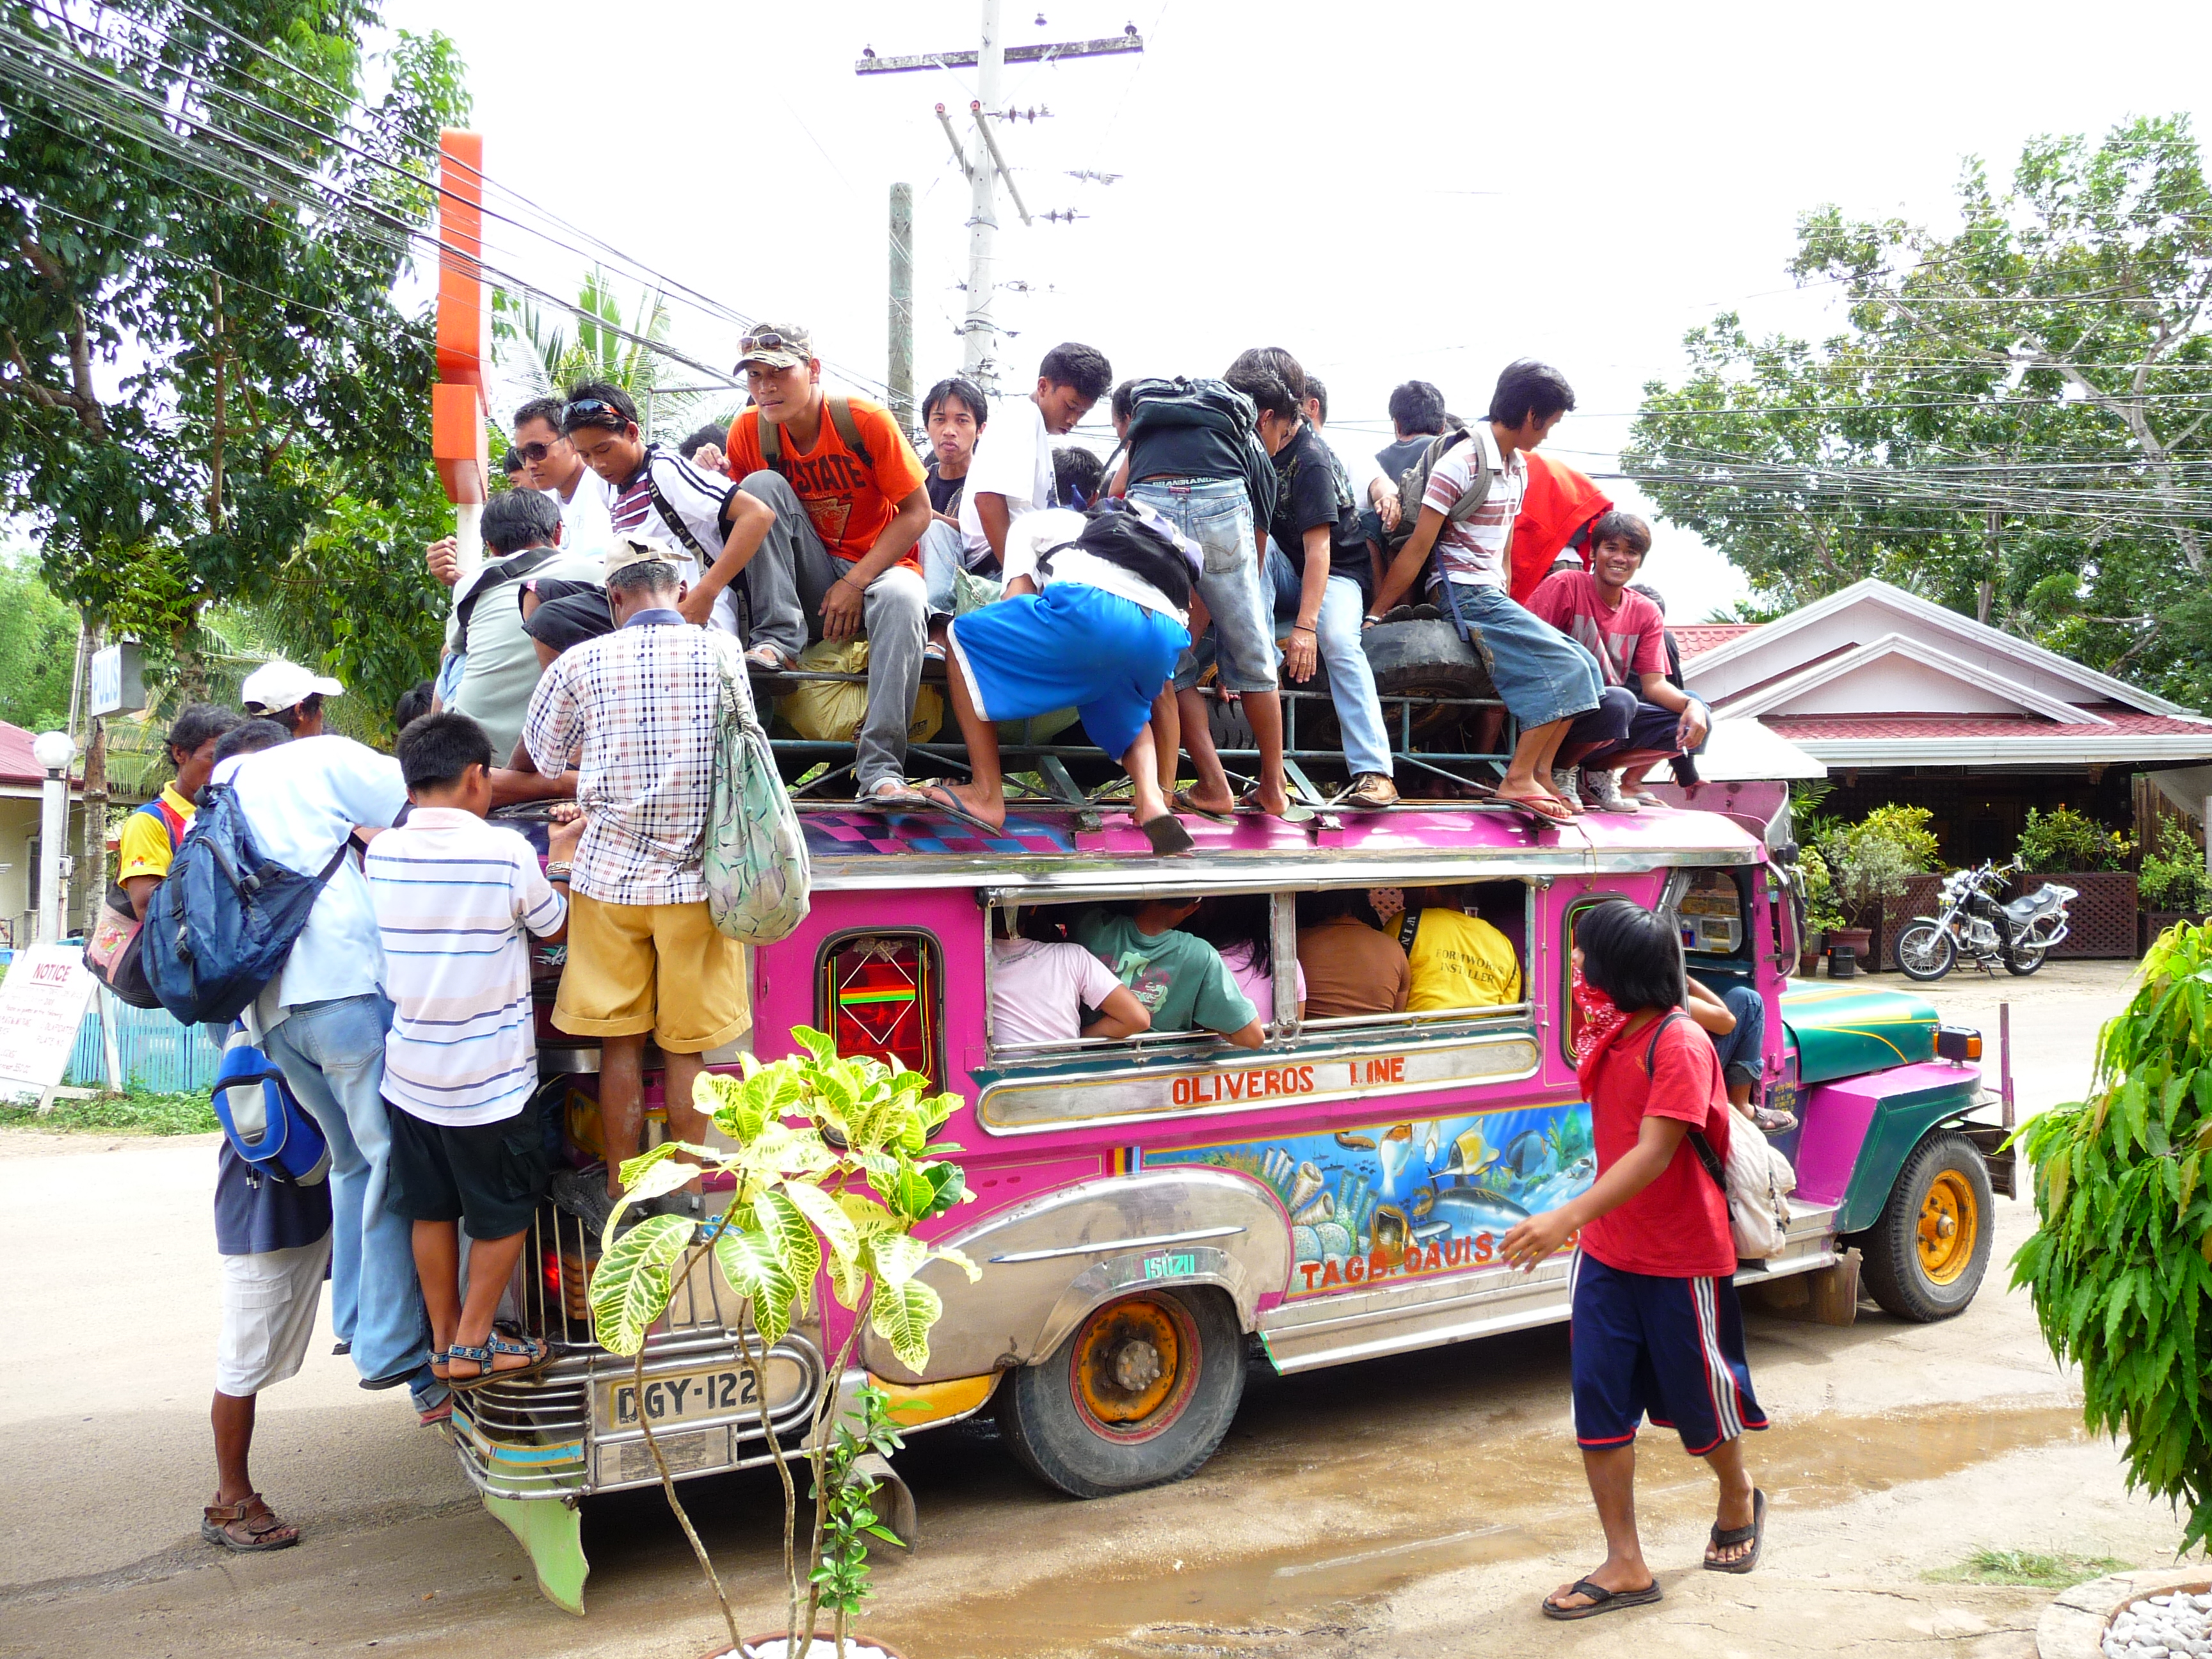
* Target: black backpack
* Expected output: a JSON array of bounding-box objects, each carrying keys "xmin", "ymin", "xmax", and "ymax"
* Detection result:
[
  {"xmin": 1036, "ymin": 499, "xmax": 1199, "ymax": 612},
  {"xmin": 1122, "ymin": 376, "xmax": 1258, "ymax": 447}
]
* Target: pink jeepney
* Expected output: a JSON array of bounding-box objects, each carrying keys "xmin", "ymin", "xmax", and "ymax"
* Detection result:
[{"xmin": 456, "ymin": 785, "xmax": 2009, "ymax": 1608}]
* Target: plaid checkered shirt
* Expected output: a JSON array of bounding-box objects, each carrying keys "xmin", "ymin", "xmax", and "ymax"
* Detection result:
[{"xmin": 522, "ymin": 615, "xmax": 721, "ymax": 906}]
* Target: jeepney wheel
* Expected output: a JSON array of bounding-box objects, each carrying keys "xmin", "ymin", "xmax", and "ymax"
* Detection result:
[
  {"xmin": 998, "ymin": 1288, "xmax": 1246, "ymax": 1499},
  {"xmin": 1855, "ymin": 1132, "xmax": 1993, "ymax": 1322}
]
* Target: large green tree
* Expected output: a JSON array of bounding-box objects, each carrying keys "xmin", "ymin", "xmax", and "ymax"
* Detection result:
[
  {"xmin": 0, "ymin": 0, "xmax": 468, "ymax": 708},
  {"xmin": 1628, "ymin": 115, "xmax": 2212, "ymax": 705}
]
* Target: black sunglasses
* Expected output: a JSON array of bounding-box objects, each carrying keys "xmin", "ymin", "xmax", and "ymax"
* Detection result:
[
  {"xmin": 563, "ymin": 397, "xmax": 630, "ymax": 428},
  {"xmin": 511, "ymin": 438, "xmax": 562, "ymax": 463},
  {"xmin": 740, "ymin": 330, "xmax": 797, "ymax": 353}
]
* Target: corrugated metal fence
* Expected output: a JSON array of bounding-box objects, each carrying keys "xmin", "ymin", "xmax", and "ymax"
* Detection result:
[{"xmin": 67, "ymin": 996, "xmax": 222, "ymax": 1093}]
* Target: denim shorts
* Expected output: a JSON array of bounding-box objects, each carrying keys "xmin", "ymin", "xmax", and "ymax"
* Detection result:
[
  {"xmin": 1438, "ymin": 579, "xmax": 1601, "ymax": 728},
  {"xmin": 1129, "ymin": 477, "xmax": 1278, "ymax": 694}
]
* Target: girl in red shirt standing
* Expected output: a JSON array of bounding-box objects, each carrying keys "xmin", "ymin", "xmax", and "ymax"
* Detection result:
[{"xmin": 1502, "ymin": 898, "xmax": 1767, "ymax": 1617}]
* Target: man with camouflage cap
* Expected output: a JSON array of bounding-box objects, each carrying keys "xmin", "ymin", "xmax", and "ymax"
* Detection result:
[{"xmin": 721, "ymin": 324, "xmax": 934, "ymax": 805}]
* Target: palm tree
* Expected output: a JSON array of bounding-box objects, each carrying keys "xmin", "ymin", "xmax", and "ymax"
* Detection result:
[{"xmin": 493, "ymin": 268, "xmax": 729, "ymax": 440}]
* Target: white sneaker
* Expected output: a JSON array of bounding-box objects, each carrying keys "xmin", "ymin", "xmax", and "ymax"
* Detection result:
[
  {"xmin": 1584, "ymin": 769, "xmax": 1639, "ymax": 813},
  {"xmin": 1550, "ymin": 767, "xmax": 1583, "ymax": 810}
]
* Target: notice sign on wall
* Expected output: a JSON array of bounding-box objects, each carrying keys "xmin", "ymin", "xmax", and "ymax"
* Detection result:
[{"xmin": 0, "ymin": 945, "xmax": 97, "ymax": 1100}]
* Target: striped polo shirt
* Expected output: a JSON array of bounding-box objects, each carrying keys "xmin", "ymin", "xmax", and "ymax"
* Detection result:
[{"xmin": 364, "ymin": 807, "xmax": 566, "ymax": 1127}]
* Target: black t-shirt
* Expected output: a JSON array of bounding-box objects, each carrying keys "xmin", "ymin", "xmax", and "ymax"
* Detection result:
[
  {"xmin": 1374, "ymin": 433, "xmax": 1436, "ymax": 487},
  {"xmin": 1127, "ymin": 425, "xmax": 1278, "ymax": 530},
  {"xmin": 925, "ymin": 461, "xmax": 965, "ymax": 517},
  {"xmin": 214, "ymin": 1141, "xmax": 333, "ymax": 1257},
  {"xmin": 1271, "ymin": 426, "xmax": 1370, "ymax": 587}
]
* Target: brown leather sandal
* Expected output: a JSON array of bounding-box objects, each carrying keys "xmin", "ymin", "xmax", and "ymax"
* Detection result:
[{"xmin": 202, "ymin": 1493, "xmax": 300, "ymax": 1551}]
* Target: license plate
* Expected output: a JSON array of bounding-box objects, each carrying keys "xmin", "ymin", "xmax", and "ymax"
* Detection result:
[{"xmin": 601, "ymin": 1353, "xmax": 808, "ymax": 1431}]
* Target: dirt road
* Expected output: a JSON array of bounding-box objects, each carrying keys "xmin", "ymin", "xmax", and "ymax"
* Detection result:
[{"xmin": 3, "ymin": 962, "xmax": 2181, "ymax": 1658}]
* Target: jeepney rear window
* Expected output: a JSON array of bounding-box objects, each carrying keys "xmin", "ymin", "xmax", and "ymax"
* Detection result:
[{"xmin": 817, "ymin": 933, "xmax": 941, "ymax": 1085}]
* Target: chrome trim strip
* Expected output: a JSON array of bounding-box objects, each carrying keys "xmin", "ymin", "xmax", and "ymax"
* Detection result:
[{"xmin": 988, "ymin": 1224, "xmax": 1246, "ymax": 1264}]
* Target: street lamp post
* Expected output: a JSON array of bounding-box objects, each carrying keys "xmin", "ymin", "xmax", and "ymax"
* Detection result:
[{"xmin": 32, "ymin": 729, "xmax": 74, "ymax": 943}]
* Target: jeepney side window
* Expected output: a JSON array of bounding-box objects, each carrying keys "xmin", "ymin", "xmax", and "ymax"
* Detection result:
[
  {"xmin": 1295, "ymin": 879, "xmax": 1533, "ymax": 1038},
  {"xmin": 984, "ymin": 898, "xmax": 1259, "ymax": 1061},
  {"xmin": 816, "ymin": 931, "xmax": 942, "ymax": 1086},
  {"xmin": 1560, "ymin": 894, "xmax": 1624, "ymax": 1063}
]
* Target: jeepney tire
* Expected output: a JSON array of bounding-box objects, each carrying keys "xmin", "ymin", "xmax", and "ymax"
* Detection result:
[
  {"xmin": 1855, "ymin": 1130, "xmax": 1994, "ymax": 1323},
  {"xmin": 1361, "ymin": 616, "xmax": 1496, "ymax": 701},
  {"xmin": 997, "ymin": 1286, "xmax": 1247, "ymax": 1500}
]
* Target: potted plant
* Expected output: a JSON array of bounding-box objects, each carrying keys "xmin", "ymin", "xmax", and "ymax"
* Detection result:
[
  {"xmin": 2013, "ymin": 922, "xmax": 2212, "ymax": 1554},
  {"xmin": 1797, "ymin": 845, "xmax": 1845, "ymax": 975},
  {"xmin": 2016, "ymin": 805, "xmax": 2138, "ymax": 958},
  {"xmin": 1818, "ymin": 805, "xmax": 1938, "ymax": 970},
  {"xmin": 588, "ymin": 1027, "xmax": 978, "ymax": 1659},
  {"xmin": 2136, "ymin": 820, "xmax": 2211, "ymax": 954}
]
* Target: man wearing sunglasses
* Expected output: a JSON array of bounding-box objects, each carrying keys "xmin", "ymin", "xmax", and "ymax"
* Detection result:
[
  {"xmin": 425, "ymin": 399, "xmax": 617, "ymax": 589},
  {"xmin": 722, "ymin": 324, "xmax": 935, "ymax": 806},
  {"xmin": 560, "ymin": 381, "xmax": 773, "ymax": 639}
]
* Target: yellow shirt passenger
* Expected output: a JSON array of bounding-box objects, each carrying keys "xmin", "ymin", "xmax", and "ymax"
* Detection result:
[
  {"xmin": 115, "ymin": 784, "xmax": 195, "ymax": 885},
  {"xmin": 1402, "ymin": 906, "xmax": 1522, "ymax": 1012}
]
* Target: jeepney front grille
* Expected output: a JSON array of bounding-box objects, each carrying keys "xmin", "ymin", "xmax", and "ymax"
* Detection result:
[{"xmin": 513, "ymin": 1199, "xmax": 746, "ymax": 1351}]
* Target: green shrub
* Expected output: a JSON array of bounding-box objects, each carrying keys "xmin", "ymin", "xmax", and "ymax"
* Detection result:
[
  {"xmin": 2017, "ymin": 805, "xmax": 2133, "ymax": 874},
  {"xmin": 2012, "ymin": 922, "xmax": 2212, "ymax": 1553},
  {"xmin": 1816, "ymin": 804, "xmax": 1939, "ymax": 915},
  {"xmin": 2140, "ymin": 820, "xmax": 2212, "ymax": 914},
  {"xmin": 1798, "ymin": 845, "xmax": 1846, "ymax": 934}
]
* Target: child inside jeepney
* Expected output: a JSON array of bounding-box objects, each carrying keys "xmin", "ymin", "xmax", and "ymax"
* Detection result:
[
  {"xmin": 1073, "ymin": 899, "xmax": 1264, "ymax": 1048},
  {"xmin": 1502, "ymin": 899, "xmax": 1767, "ymax": 1615},
  {"xmin": 990, "ymin": 904, "xmax": 1152, "ymax": 1048},
  {"xmin": 366, "ymin": 713, "xmax": 581, "ymax": 1388},
  {"xmin": 1190, "ymin": 895, "xmax": 1306, "ymax": 1025}
]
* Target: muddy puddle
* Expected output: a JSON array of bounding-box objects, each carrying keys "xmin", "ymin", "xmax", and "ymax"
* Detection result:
[{"xmin": 868, "ymin": 1401, "xmax": 2085, "ymax": 1659}]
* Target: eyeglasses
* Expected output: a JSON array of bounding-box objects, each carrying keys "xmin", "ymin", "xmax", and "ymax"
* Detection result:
[
  {"xmin": 563, "ymin": 397, "xmax": 629, "ymax": 427},
  {"xmin": 511, "ymin": 439, "xmax": 563, "ymax": 463}
]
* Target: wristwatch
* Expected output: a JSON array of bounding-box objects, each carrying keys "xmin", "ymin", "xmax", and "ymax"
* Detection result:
[{"xmin": 545, "ymin": 862, "xmax": 573, "ymax": 882}]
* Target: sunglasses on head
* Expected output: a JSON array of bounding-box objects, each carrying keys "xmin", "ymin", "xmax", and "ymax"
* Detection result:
[
  {"xmin": 739, "ymin": 330, "xmax": 805, "ymax": 357},
  {"xmin": 563, "ymin": 397, "xmax": 629, "ymax": 428}
]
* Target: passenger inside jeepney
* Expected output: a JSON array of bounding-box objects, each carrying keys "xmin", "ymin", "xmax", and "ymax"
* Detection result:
[
  {"xmin": 1070, "ymin": 899, "xmax": 1264, "ymax": 1048},
  {"xmin": 1190, "ymin": 894, "xmax": 1306, "ymax": 1023},
  {"xmin": 989, "ymin": 904, "xmax": 1151, "ymax": 1048},
  {"xmin": 1397, "ymin": 885, "xmax": 1524, "ymax": 1011},
  {"xmin": 1296, "ymin": 889, "xmax": 1411, "ymax": 1019}
]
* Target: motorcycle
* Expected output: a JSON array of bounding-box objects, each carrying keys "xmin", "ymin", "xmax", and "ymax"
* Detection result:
[{"xmin": 1894, "ymin": 858, "xmax": 2074, "ymax": 981}]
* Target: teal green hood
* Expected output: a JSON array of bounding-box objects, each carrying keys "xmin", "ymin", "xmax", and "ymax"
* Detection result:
[{"xmin": 1781, "ymin": 981, "xmax": 1940, "ymax": 1083}]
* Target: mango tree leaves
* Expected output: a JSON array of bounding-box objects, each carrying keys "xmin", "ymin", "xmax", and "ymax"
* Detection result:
[{"xmin": 588, "ymin": 1214, "xmax": 696, "ymax": 1356}]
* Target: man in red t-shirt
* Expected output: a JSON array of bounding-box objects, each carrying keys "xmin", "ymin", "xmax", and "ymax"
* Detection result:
[
  {"xmin": 1502, "ymin": 900, "xmax": 1767, "ymax": 1619},
  {"xmin": 723, "ymin": 323, "xmax": 934, "ymax": 804},
  {"xmin": 1525, "ymin": 510, "xmax": 1709, "ymax": 813}
]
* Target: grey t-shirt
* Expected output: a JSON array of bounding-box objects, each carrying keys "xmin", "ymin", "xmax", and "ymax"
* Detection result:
[{"xmin": 449, "ymin": 549, "xmax": 606, "ymax": 761}]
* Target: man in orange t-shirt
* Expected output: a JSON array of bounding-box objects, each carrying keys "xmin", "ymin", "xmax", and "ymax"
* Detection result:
[{"xmin": 724, "ymin": 323, "xmax": 934, "ymax": 803}]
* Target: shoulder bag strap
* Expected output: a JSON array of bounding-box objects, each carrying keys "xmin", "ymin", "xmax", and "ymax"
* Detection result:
[
  {"xmin": 641, "ymin": 470, "xmax": 716, "ymax": 564},
  {"xmin": 1399, "ymin": 910, "xmax": 1421, "ymax": 954},
  {"xmin": 757, "ymin": 411, "xmax": 782, "ymax": 475},
  {"xmin": 824, "ymin": 395, "xmax": 872, "ymax": 470},
  {"xmin": 1640, "ymin": 1009, "xmax": 1727, "ymax": 1190},
  {"xmin": 454, "ymin": 544, "xmax": 561, "ymax": 643}
]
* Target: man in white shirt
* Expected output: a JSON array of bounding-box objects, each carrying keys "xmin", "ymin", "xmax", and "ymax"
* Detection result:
[
  {"xmin": 212, "ymin": 670, "xmax": 444, "ymax": 1420},
  {"xmin": 957, "ymin": 342, "xmax": 1113, "ymax": 568},
  {"xmin": 424, "ymin": 396, "xmax": 618, "ymax": 589},
  {"xmin": 1367, "ymin": 360, "xmax": 1604, "ymax": 824}
]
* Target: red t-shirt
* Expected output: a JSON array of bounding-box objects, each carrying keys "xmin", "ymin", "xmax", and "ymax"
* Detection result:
[
  {"xmin": 1526, "ymin": 570, "xmax": 1668, "ymax": 690},
  {"xmin": 1578, "ymin": 1013, "xmax": 1735, "ymax": 1278}
]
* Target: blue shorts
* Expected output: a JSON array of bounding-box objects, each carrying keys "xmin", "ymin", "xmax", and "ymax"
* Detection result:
[
  {"xmin": 1569, "ymin": 1251, "xmax": 1767, "ymax": 1456},
  {"xmin": 948, "ymin": 582, "xmax": 1189, "ymax": 760}
]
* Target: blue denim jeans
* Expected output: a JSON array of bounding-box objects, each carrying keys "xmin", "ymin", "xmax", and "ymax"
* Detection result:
[
  {"xmin": 1710, "ymin": 984, "xmax": 1766, "ymax": 1088},
  {"xmin": 1265, "ymin": 545, "xmax": 1392, "ymax": 778},
  {"xmin": 1438, "ymin": 579, "xmax": 1602, "ymax": 728},
  {"xmin": 262, "ymin": 993, "xmax": 437, "ymax": 1408},
  {"xmin": 918, "ymin": 518, "xmax": 974, "ymax": 618},
  {"xmin": 1131, "ymin": 477, "xmax": 1277, "ymax": 694}
]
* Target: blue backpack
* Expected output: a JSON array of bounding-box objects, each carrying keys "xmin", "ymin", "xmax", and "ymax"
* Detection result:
[
  {"xmin": 140, "ymin": 780, "xmax": 353, "ymax": 1025},
  {"xmin": 212, "ymin": 1025, "xmax": 331, "ymax": 1186}
]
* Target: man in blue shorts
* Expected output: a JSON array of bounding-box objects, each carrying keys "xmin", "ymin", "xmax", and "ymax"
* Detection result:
[{"xmin": 932, "ymin": 504, "xmax": 1198, "ymax": 856}]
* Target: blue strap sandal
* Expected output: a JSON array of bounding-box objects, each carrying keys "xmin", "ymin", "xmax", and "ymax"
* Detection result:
[{"xmin": 446, "ymin": 1332, "xmax": 552, "ymax": 1391}]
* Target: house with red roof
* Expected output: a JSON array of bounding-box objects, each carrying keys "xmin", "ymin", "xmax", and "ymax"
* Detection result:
[
  {"xmin": 0, "ymin": 720, "xmax": 79, "ymax": 945},
  {"xmin": 1681, "ymin": 579, "xmax": 2212, "ymax": 868}
]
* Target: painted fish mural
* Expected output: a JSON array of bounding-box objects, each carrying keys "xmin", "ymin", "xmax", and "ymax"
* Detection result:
[{"xmin": 1150, "ymin": 1098, "xmax": 1597, "ymax": 1296}]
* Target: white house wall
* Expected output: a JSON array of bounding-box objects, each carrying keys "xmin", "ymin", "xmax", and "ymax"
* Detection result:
[{"xmin": 1758, "ymin": 652, "xmax": 2032, "ymax": 717}]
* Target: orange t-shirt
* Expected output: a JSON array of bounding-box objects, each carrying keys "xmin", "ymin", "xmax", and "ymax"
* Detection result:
[{"xmin": 728, "ymin": 396, "xmax": 927, "ymax": 569}]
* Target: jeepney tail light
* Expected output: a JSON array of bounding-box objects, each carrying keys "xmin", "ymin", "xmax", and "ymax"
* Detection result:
[{"xmin": 823, "ymin": 935, "xmax": 936, "ymax": 1083}]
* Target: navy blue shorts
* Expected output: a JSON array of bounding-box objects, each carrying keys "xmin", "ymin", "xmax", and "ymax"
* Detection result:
[{"xmin": 1569, "ymin": 1252, "xmax": 1767, "ymax": 1455}]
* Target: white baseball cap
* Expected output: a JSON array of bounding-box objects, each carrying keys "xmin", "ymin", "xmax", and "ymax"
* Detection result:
[{"xmin": 241, "ymin": 659, "xmax": 346, "ymax": 716}]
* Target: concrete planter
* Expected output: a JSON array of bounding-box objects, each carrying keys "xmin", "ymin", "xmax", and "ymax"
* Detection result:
[{"xmin": 2037, "ymin": 1569, "xmax": 2209, "ymax": 1658}]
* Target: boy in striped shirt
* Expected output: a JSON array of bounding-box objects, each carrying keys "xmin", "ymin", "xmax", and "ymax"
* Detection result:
[{"xmin": 368, "ymin": 713, "xmax": 581, "ymax": 1387}]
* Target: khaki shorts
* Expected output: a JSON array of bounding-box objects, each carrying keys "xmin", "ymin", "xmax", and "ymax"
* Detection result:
[
  {"xmin": 216, "ymin": 1235, "xmax": 330, "ymax": 1398},
  {"xmin": 555, "ymin": 891, "xmax": 750, "ymax": 1052}
]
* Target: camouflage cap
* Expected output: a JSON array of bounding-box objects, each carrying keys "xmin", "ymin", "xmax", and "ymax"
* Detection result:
[{"xmin": 735, "ymin": 323, "xmax": 813, "ymax": 372}]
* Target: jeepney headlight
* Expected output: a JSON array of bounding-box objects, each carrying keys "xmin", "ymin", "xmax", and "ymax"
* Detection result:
[{"xmin": 1935, "ymin": 1025, "xmax": 1981, "ymax": 1063}]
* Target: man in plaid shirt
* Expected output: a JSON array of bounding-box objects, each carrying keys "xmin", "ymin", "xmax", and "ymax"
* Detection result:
[{"xmin": 522, "ymin": 535, "xmax": 748, "ymax": 1229}]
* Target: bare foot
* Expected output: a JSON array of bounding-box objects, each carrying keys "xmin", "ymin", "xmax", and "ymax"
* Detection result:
[{"xmin": 924, "ymin": 781, "xmax": 1006, "ymax": 831}]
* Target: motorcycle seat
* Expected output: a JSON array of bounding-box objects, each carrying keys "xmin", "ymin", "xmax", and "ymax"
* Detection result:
[{"xmin": 2003, "ymin": 892, "xmax": 2055, "ymax": 919}]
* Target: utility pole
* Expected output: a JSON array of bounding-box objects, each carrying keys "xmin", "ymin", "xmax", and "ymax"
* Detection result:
[
  {"xmin": 857, "ymin": 10, "xmax": 1142, "ymax": 398},
  {"xmin": 888, "ymin": 181, "xmax": 915, "ymax": 433}
]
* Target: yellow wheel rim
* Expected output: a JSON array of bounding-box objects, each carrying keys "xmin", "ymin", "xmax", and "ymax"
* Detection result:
[
  {"xmin": 1915, "ymin": 1170, "xmax": 1978, "ymax": 1285},
  {"xmin": 1071, "ymin": 1295, "xmax": 1189, "ymax": 1432}
]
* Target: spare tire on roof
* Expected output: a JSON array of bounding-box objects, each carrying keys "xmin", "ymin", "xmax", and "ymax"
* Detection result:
[{"xmin": 1363, "ymin": 612, "xmax": 1497, "ymax": 704}]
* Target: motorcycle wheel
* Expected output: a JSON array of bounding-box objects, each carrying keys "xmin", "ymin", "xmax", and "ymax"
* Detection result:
[
  {"xmin": 1895, "ymin": 924, "xmax": 1955, "ymax": 982},
  {"xmin": 2005, "ymin": 942, "xmax": 2048, "ymax": 976}
]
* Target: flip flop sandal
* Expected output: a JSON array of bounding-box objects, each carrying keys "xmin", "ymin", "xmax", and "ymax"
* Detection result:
[
  {"xmin": 1489, "ymin": 789, "xmax": 1575, "ymax": 824},
  {"xmin": 1135, "ymin": 812, "xmax": 1195, "ymax": 856},
  {"xmin": 1235, "ymin": 787, "xmax": 1316, "ymax": 824},
  {"xmin": 743, "ymin": 645, "xmax": 795, "ymax": 672},
  {"xmin": 446, "ymin": 1333, "xmax": 554, "ymax": 1392},
  {"xmin": 1171, "ymin": 788, "xmax": 1236, "ymax": 824},
  {"xmin": 1704, "ymin": 1487, "xmax": 1767, "ymax": 1573},
  {"xmin": 202, "ymin": 1493, "xmax": 300, "ymax": 1553},
  {"xmin": 864, "ymin": 780, "xmax": 930, "ymax": 807},
  {"xmin": 913, "ymin": 784, "xmax": 1007, "ymax": 837},
  {"xmin": 1541, "ymin": 1577, "xmax": 1662, "ymax": 1620}
]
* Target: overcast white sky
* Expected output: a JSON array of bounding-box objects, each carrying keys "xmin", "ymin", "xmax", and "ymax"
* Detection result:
[{"xmin": 383, "ymin": 0, "xmax": 2212, "ymax": 621}]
